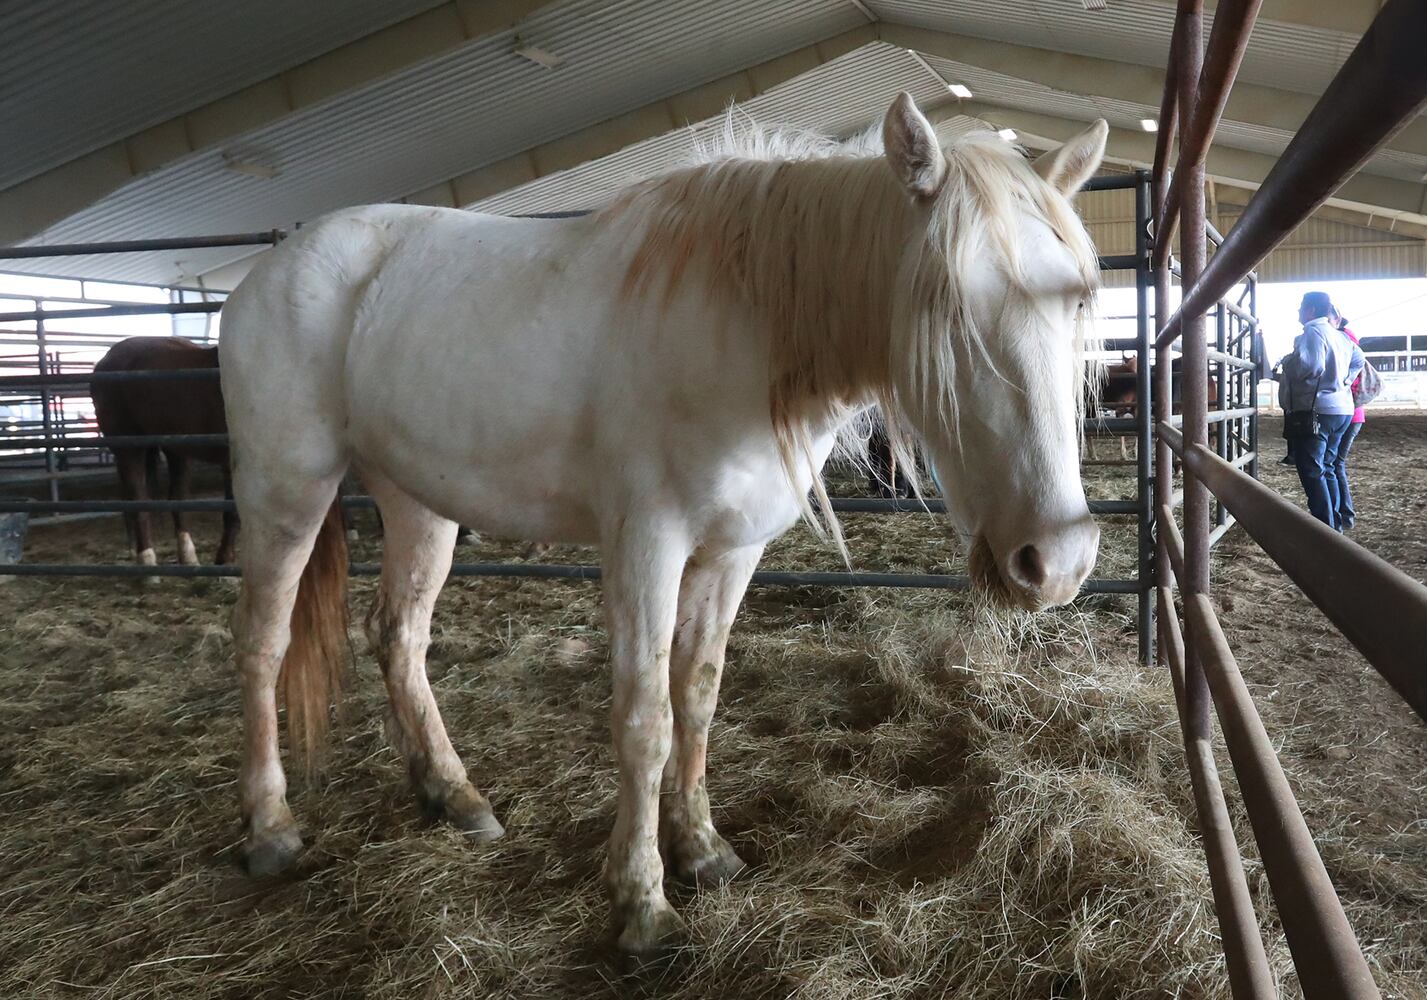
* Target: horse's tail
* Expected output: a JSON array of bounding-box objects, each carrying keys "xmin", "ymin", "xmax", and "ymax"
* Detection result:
[{"xmin": 280, "ymin": 497, "xmax": 350, "ymax": 780}]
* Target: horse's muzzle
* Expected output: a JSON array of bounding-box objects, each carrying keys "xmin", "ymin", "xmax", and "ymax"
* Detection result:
[{"xmin": 969, "ymin": 520, "xmax": 1099, "ymax": 611}]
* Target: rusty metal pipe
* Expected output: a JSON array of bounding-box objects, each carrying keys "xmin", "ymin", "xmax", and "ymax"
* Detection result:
[
  {"xmin": 1151, "ymin": 57, "xmax": 1180, "ymax": 240},
  {"xmin": 1160, "ymin": 510, "xmax": 1381, "ymax": 999},
  {"xmin": 1161, "ymin": 424, "xmax": 1427, "ymax": 723},
  {"xmin": 1175, "ymin": 0, "xmax": 1211, "ymax": 598},
  {"xmin": 1157, "ymin": 0, "xmax": 1264, "ymax": 257},
  {"xmin": 1157, "ymin": 585, "xmax": 1275, "ymax": 1000},
  {"xmin": 1159, "ymin": 0, "xmax": 1427, "ymax": 343}
]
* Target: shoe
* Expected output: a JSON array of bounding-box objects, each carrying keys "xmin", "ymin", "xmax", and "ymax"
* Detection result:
[
  {"xmin": 1341, "ymin": 516, "xmax": 1355, "ymax": 530},
  {"xmin": 1279, "ymin": 455, "xmax": 1294, "ymax": 466}
]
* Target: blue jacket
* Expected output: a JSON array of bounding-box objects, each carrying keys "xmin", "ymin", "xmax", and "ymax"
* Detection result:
[{"xmin": 1284, "ymin": 317, "xmax": 1364, "ymax": 416}]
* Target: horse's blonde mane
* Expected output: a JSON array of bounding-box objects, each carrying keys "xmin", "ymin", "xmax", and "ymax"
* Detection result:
[{"xmin": 606, "ymin": 116, "xmax": 1100, "ymax": 558}]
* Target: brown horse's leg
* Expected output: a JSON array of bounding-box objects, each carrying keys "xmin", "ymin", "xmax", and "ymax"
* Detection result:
[
  {"xmin": 216, "ymin": 465, "xmax": 239, "ymax": 565},
  {"xmin": 114, "ymin": 449, "xmax": 155, "ymax": 568},
  {"xmin": 165, "ymin": 450, "xmax": 199, "ymax": 565},
  {"xmin": 363, "ymin": 472, "xmax": 502, "ymax": 840},
  {"xmin": 660, "ymin": 544, "xmax": 761, "ymax": 888}
]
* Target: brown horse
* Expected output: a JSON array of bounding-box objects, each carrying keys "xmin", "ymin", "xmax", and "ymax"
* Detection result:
[{"xmin": 91, "ymin": 337, "xmax": 237, "ymax": 567}]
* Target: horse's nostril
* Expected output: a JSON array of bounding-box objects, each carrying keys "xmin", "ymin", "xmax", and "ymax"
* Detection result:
[{"xmin": 1011, "ymin": 544, "xmax": 1048, "ymax": 589}]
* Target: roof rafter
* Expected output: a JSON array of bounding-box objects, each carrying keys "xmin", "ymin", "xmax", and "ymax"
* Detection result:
[
  {"xmin": 0, "ymin": 0, "xmax": 563, "ymax": 245},
  {"xmin": 934, "ymin": 100, "xmax": 1427, "ymax": 239}
]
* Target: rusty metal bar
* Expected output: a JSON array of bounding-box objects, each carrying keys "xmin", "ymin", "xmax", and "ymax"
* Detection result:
[
  {"xmin": 1151, "ymin": 56, "xmax": 1180, "ymax": 233},
  {"xmin": 1157, "ymin": 0, "xmax": 1264, "ymax": 258},
  {"xmin": 1159, "ymin": 0, "xmax": 1427, "ymax": 343},
  {"xmin": 1160, "ymin": 509, "xmax": 1381, "ymax": 999},
  {"xmin": 1157, "ymin": 585, "xmax": 1275, "ymax": 999},
  {"xmin": 1174, "ymin": 0, "xmax": 1211, "ymax": 602},
  {"xmin": 1162, "ymin": 423, "xmax": 1427, "ymax": 723}
]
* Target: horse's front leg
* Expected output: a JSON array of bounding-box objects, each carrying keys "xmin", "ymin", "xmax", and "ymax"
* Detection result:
[
  {"xmin": 661, "ymin": 544, "xmax": 761, "ymax": 886},
  {"xmin": 603, "ymin": 520, "xmax": 689, "ymax": 954}
]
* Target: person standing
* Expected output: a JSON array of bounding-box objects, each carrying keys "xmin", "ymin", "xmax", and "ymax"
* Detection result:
[
  {"xmin": 1332, "ymin": 312, "xmax": 1366, "ymax": 529},
  {"xmin": 1284, "ymin": 292, "xmax": 1363, "ymax": 530}
]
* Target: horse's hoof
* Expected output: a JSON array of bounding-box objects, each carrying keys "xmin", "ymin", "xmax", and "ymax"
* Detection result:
[
  {"xmin": 670, "ymin": 834, "xmax": 747, "ymax": 888},
  {"xmin": 243, "ymin": 826, "xmax": 304, "ymax": 877},
  {"xmin": 422, "ymin": 784, "xmax": 505, "ymax": 843},
  {"xmin": 450, "ymin": 803, "xmax": 506, "ymax": 844},
  {"xmin": 615, "ymin": 899, "xmax": 687, "ymax": 956}
]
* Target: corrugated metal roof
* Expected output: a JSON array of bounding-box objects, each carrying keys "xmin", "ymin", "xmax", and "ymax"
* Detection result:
[
  {"xmin": 472, "ymin": 43, "xmax": 946, "ymax": 214},
  {"xmin": 922, "ymin": 54, "xmax": 1427, "ymax": 185},
  {"xmin": 0, "ymin": 0, "xmax": 447, "ymax": 190},
  {"xmin": 10, "ymin": 0, "xmax": 865, "ymax": 284},
  {"xmin": 866, "ymin": 0, "xmax": 1356, "ymax": 94}
]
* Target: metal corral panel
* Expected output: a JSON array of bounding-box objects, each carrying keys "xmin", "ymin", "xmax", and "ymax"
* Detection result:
[
  {"xmin": 0, "ymin": 0, "xmax": 446, "ymax": 191},
  {"xmin": 471, "ymin": 44, "xmax": 946, "ymax": 214},
  {"xmin": 867, "ymin": 0, "xmax": 1357, "ymax": 94},
  {"xmin": 11, "ymin": 0, "xmax": 866, "ymax": 285}
]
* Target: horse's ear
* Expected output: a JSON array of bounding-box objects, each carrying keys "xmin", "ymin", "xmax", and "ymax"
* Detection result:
[
  {"xmin": 883, "ymin": 92, "xmax": 947, "ymax": 199},
  {"xmin": 1031, "ymin": 119, "xmax": 1109, "ymax": 195}
]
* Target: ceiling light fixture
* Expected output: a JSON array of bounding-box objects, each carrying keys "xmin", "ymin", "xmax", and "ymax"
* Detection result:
[
  {"xmin": 1083, "ymin": 0, "xmax": 1108, "ymax": 9},
  {"xmin": 948, "ymin": 83, "xmax": 973, "ymax": 98},
  {"xmin": 222, "ymin": 152, "xmax": 280, "ymax": 179},
  {"xmin": 514, "ymin": 39, "xmax": 563, "ymax": 69},
  {"xmin": 997, "ymin": 128, "xmax": 1018, "ymax": 142},
  {"xmin": 1140, "ymin": 118, "xmax": 1159, "ymax": 132}
]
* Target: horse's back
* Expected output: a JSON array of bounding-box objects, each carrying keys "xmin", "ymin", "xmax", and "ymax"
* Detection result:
[{"xmin": 92, "ymin": 336, "xmax": 226, "ymax": 462}]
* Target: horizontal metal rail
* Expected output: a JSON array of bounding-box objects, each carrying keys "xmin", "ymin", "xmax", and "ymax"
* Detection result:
[
  {"xmin": 1162, "ymin": 423, "xmax": 1427, "ymax": 723},
  {"xmin": 0, "ymin": 558, "xmax": 1142, "ymax": 594},
  {"xmin": 0, "ymin": 433, "xmax": 228, "ymax": 450},
  {"xmin": 0, "ymin": 496, "xmax": 1144, "ymax": 517},
  {"xmin": 1160, "ymin": 509, "xmax": 1380, "ymax": 999},
  {"xmin": 0, "ymin": 301, "xmax": 223, "ymax": 324},
  {"xmin": 1081, "ymin": 174, "xmax": 1140, "ymax": 192},
  {"xmin": 0, "ymin": 231, "xmax": 283, "ymax": 259},
  {"xmin": 1098, "ymin": 254, "xmax": 1139, "ymax": 270},
  {"xmin": 0, "ymin": 368, "xmax": 219, "ymax": 388}
]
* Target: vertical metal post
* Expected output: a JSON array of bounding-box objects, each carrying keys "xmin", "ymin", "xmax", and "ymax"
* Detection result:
[
  {"xmin": 1177, "ymin": 0, "xmax": 1211, "ymax": 596},
  {"xmin": 1215, "ymin": 302, "xmax": 1229, "ymax": 527},
  {"xmin": 34, "ymin": 304, "xmax": 58, "ymax": 503},
  {"xmin": 1248, "ymin": 275, "xmax": 1259, "ymax": 480},
  {"xmin": 1135, "ymin": 170, "xmax": 1154, "ymax": 665}
]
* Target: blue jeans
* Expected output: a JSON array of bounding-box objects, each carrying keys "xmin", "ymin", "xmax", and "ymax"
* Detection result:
[
  {"xmin": 1333, "ymin": 421, "xmax": 1361, "ymax": 526},
  {"xmin": 1292, "ymin": 413, "xmax": 1352, "ymax": 529}
]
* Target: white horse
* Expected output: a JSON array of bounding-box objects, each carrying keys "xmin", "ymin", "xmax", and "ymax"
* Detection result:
[{"xmin": 219, "ymin": 94, "xmax": 1106, "ymax": 954}]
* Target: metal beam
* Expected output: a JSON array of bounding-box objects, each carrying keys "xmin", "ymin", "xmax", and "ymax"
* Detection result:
[
  {"xmin": 1162, "ymin": 0, "xmax": 1427, "ymax": 343},
  {"xmin": 879, "ymin": 22, "xmax": 1427, "ymax": 162},
  {"xmin": 0, "ymin": 0, "xmax": 564, "ymax": 245},
  {"xmin": 929, "ymin": 102, "xmax": 1427, "ymax": 228},
  {"xmin": 399, "ymin": 26, "xmax": 878, "ymax": 210}
]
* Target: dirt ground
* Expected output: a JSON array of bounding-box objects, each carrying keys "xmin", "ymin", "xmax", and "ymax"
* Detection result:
[{"xmin": 0, "ymin": 415, "xmax": 1423, "ymax": 999}]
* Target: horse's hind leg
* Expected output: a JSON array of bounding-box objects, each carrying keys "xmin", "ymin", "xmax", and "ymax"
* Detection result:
[
  {"xmin": 661, "ymin": 544, "xmax": 761, "ymax": 887},
  {"xmin": 216, "ymin": 464, "xmax": 239, "ymax": 565},
  {"xmin": 114, "ymin": 449, "xmax": 155, "ymax": 568},
  {"xmin": 232, "ymin": 477, "xmax": 343, "ymax": 875},
  {"xmin": 164, "ymin": 450, "xmax": 199, "ymax": 565},
  {"xmin": 363, "ymin": 472, "xmax": 503, "ymax": 841}
]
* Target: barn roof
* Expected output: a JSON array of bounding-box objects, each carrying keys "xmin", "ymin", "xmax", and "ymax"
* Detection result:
[{"xmin": 1, "ymin": 0, "xmax": 1421, "ymax": 287}]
